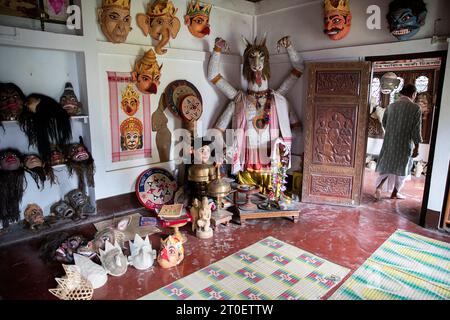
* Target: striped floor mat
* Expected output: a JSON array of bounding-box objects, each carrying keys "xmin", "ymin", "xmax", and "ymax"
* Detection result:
[
  {"xmin": 139, "ymin": 237, "xmax": 350, "ymax": 300},
  {"xmin": 330, "ymin": 230, "xmax": 450, "ymax": 300}
]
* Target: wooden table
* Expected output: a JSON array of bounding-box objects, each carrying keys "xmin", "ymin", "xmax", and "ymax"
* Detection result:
[{"xmin": 236, "ymin": 207, "xmax": 300, "ymax": 225}]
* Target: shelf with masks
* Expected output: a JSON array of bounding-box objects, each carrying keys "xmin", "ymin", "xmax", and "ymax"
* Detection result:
[{"xmin": 1, "ymin": 115, "xmax": 90, "ymax": 126}]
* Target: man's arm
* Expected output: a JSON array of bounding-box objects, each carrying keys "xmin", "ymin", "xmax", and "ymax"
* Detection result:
[{"xmin": 411, "ymin": 107, "xmax": 423, "ymax": 158}]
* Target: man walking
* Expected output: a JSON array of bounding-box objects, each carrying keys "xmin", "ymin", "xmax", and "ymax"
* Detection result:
[{"xmin": 375, "ymin": 84, "xmax": 422, "ymax": 200}]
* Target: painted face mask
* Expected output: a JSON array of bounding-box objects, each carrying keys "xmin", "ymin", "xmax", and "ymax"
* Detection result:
[
  {"xmin": 51, "ymin": 200, "xmax": 76, "ymax": 220},
  {"xmin": 120, "ymin": 117, "xmax": 143, "ymax": 151},
  {"xmin": 137, "ymin": 0, "xmax": 181, "ymax": 55},
  {"xmin": 23, "ymin": 154, "xmax": 55, "ymax": 188},
  {"xmin": 120, "ymin": 84, "xmax": 140, "ymax": 116},
  {"xmin": 60, "ymin": 82, "xmax": 82, "ymax": 116},
  {"xmin": 0, "ymin": 150, "xmax": 21, "ymax": 171},
  {"xmin": 98, "ymin": 0, "xmax": 132, "ymax": 44},
  {"xmin": 323, "ymin": 0, "xmax": 352, "ymax": 41},
  {"xmin": 387, "ymin": 0, "xmax": 427, "ymax": 41},
  {"xmin": 184, "ymin": 1, "xmax": 212, "ymax": 38},
  {"xmin": 132, "ymin": 50, "xmax": 162, "ymax": 95},
  {"xmin": 66, "ymin": 137, "xmax": 95, "ymax": 191},
  {"xmin": 0, "ymin": 83, "xmax": 25, "ymax": 121},
  {"xmin": 50, "ymin": 145, "xmax": 66, "ymax": 166},
  {"xmin": 381, "ymin": 72, "xmax": 401, "ymax": 94},
  {"xmin": 65, "ymin": 189, "xmax": 96, "ymax": 218},
  {"xmin": 24, "ymin": 204, "xmax": 45, "ymax": 230},
  {"xmin": 157, "ymin": 234, "xmax": 184, "ymax": 269}
]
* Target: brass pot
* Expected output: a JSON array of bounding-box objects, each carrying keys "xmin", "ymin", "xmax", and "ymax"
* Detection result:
[{"xmin": 188, "ymin": 164, "xmax": 216, "ymax": 183}]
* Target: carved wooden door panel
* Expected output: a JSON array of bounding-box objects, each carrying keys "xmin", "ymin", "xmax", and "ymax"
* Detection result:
[{"xmin": 302, "ymin": 62, "xmax": 371, "ymax": 207}]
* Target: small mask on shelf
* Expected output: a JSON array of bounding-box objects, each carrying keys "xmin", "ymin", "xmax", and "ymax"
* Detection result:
[
  {"xmin": 23, "ymin": 154, "xmax": 56, "ymax": 188},
  {"xmin": 0, "ymin": 83, "xmax": 25, "ymax": 122},
  {"xmin": 23, "ymin": 203, "xmax": 46, "ymax": 231},
  {"xmin": 66, "ymin": 137, "xmax": 95, "ymax": 192},
  {"xmin": 50, "ymin": 199, "xmax": 76, "ymax": 220},
  {"xmin": 50, "ymin": 145, "xmax": 66, "ymax": 166},
  {"xmin": 65, "ymin": 189, "xmax": 96, "ymax": 219},
  {"xmin": 60, "ymin": 82, "xmax": 82, "ymax": 116}
]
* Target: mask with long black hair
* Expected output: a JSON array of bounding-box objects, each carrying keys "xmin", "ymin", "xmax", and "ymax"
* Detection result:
[
  {"xmin": 0, "ymin": 83, "xmax": 25, "ymax": 122},
  {"xmin": 0, "ymin": 148, "xmax": 27, "ymax": 228},
  {"xmin": 20, "ymin": 94, "xmax": 72, "ymax": 161},
  {"xmin": 66, "ymin": 137, "xmax": 95, "ymax": 192},
  {"xmin": 23, "ymin": 154, "xmax": 56, "ymax": 188}
]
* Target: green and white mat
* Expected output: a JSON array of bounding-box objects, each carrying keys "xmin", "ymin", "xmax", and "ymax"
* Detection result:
[
  {"xmin": 140, "ymin": 236, "xmax": 350, "ymax": 300},
  {"xmin": 330, "ymin": 230, "xmax": 450, "ymax": 300}
]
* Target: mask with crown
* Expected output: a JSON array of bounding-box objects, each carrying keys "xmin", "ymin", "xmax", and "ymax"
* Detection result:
[
  {"xmin": 132, "ymin": 49, "xmax": 163, "ymax": 95},
  {"xmin": 97, "ymin": 0, "xmax": 132, "ymax": 44},
  {"xmin": 184, "ymin": 1, "xmax": 212, "ymax": 38},
  {"xmin": 120, "ymin": 117, "xmax": 143, "ymax": 151},
  {"xmin": 323, "ymin": 0, "xmax": 352, "ymax": 40}
]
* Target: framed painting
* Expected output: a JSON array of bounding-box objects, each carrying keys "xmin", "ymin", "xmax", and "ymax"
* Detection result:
[
  {"xmin": 41, "ymin": 0, "xmax": 73, "ymax": 24},
  {"xmin": 0, "ymin": 0, "xmax": 40, "ymax": 19}
]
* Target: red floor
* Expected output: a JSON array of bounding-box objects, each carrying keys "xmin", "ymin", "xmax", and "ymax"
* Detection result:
[{"xmin": 0, "ymin": 169, "xmax": 448, "ymax": 300}]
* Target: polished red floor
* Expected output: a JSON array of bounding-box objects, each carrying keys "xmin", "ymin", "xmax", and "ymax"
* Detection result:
[{"xmin": 0, "ymin": 169, "xmax": 448, "ymax": 300}]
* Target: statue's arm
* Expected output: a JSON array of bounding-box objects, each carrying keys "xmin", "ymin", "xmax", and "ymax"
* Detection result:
[
  {"xmin": 215, "ymin": 101, "xmax": 236, "ymax": 132},
  {"xmin": 208, "ymin": 38, "xmax": 238, "ymax": 100},
  {"xmin": 276, "ymin": 36, "xmax": 304, "ymax": 96}
]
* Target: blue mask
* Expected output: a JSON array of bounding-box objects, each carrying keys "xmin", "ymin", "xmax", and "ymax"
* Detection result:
[{"xmin": 387, "ymin": 3, "xmax": 427, "ymax": 41}]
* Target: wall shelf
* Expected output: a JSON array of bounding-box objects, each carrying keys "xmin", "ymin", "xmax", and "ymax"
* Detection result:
[{"xmin": 1, "ymin": 115, "xmax": 89, "ymax": 126}]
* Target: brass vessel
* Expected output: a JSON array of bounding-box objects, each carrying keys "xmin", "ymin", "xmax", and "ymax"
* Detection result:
[{"xmin": 188, "ymin": 164, "xmax": 216, "ymax": 183}]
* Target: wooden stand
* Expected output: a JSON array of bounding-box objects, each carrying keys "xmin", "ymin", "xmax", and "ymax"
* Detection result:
[
  {"xmin": 211, "ymin": 210, "xmax": 233, "ymax": 227},
  {"xmin": 236, "ymin": 207, "xmax": 299, "ymax": 225}
]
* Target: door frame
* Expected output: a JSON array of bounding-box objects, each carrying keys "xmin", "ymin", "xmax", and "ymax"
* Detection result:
[{"xmin": 365, "ymin": 50, "xmax": 448, "ymax": 227}]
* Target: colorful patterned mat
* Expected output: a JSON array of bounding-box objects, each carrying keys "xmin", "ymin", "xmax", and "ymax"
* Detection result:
[
  {"xmin": 330, "ymin": 230, "xmax": 450, "ymax": 300},
  {"xmin": 140, "ymin": 237, "xmax": 350, "ymax": 300}
]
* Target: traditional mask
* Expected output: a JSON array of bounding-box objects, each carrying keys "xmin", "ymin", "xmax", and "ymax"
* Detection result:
[
  {"xmin": 137, "ymin": 0, "xmax": 181, "ymax": 55},
  {"xmin": 0, "ymin": 83, "xmax": 25, "ymax": 121},
  {"xmin": 65, "ymin": 189, "xmax": 96, "ymax": 218},
  {"xmin": 120, "ymin": 117, "xmax": 143, "ymax": 151},
  {"xmin": 23, "ymin": 154, "xmax": 55, "ymax": 188},
  {"xmin": 50, "ymin": 145, "xmax": 66, "ymax": 166},
  {"xmin": 0, "ymin": 149, "xmax": 25, "ymax": 228},
  {"xmin": 380, "ymin": 72, "xmax": 401, "ymax": 94},
  {"xmin": 97, "ymin": 0, "xmax": 132, "ymax": 44},
  {"xmin": 92, "ymin": 227, "xmax": 125, "ymax": 252},
  {"xmin": 157, "ymin": 234, "xmax": 184, "ymax": 269},
  {"xmin": 132, "ymin": 50, "xmax": 162, "ymax": 95},
  {"xmin": 66, "ymin": 137, "xmax": 95, "ymax": 191},
  {"xmin": 60, "ymin": 82, "xmax": 82, "ymax": 116},
  {"xmin": 55, "ymin": 235, "xmax": 88, "ymax": 264},
  {"xmin": 120, "ymin": 84, "xmax": 140, "ymax": 116},
  {"xmin": 128, "ymin": 235, "xmax": 156, "ymax": 270},
  {"xmin": 323, "ymin": 0, "xmax": 352, "ymax": 41},
  {"xmin": 21, "ymin": 94, "xmax": 72, "ymax": 162},
  {"xmin": 387, "ymin": 0, "xmax": 427, "ymax": 41},
  {"xmin": 242, "ymin": 36, "xmax": 270, "ymax": 87},
  {"xmin": 24, "ymin": 204, "xmax": 45, "ymax": 230},
  {"xmin": 0, "ymin": 150, "xmax": 21, "ymax": 171},
  {"xmin": 184, "ymin": 1, "xmax": 212, "ymax": 38},
  {"xmin": 99, "ymin": 241, "xmax": 128, "ymax": 277},
  {"xmin": 51, "ymin": 200, "xmax": 76, "ymax": 219},
  {"xmin": 24, "ymin": 154, "xmax": 43, "ymax": 169}
]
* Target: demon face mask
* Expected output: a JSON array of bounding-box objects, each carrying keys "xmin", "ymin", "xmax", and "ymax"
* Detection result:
[
  {"xmin": 66, "ymin": 137, "xmax": 95, "ymax": 192},
  {"xmin": 387, "ymin": 0, "xmax": 427, "ymax": 40},
  {"xmin": 60, "ymin": 82, "xmax": 82, "ymax": 116},
  {"xmin": 0, "ymin": 83, "xmax": 25, "ymax": 122}
]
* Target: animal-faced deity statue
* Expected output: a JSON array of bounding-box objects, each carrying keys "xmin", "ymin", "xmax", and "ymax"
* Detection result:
[
  {"xmin": 59, "ymin": 82, "xmax": 82, "ymax": 116},
  {"xmin": 97, "ymin": 0, "xmax": 132, "ymax": 44},
  {"xmin": 24, "ymin": 204, "xmax": 45, "ymax": 230},
  {"xmin": 184, "ymin": 1, "xmax": 212, "ymax": 38},
  {"xmin": 132, "ymin": 49, "xmax": 162, "ymax": 95},
  {"xmin": 387, "ymin": 0, "xmax": 427, "ymax": 41},
  {"xmin": 120, "ymin": 117, "xmax": 143, "ymax": 151},
  {"xmin": 0, "ymin": 83, "xmax": 25, "ymax": 122},
  {"xmin": 323, "ymin": 0, "xmax": 352, "ymax": 41},
  {"xmin": 137, "ymin": 0, "xmax": 181, "ymax": 55},
  {"xmin": 157, "ymin": 234, "xmax": 184, "ymax": 269}
]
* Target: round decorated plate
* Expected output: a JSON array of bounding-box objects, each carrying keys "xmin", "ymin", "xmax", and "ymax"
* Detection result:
[
  {"xmin": 180, "ymin": 95, "xmax": 203, "ymax": 122},
  {"xmin": 136, "ymin": 168, "xmax": 178, "ymax": 210},
  {"xmin": 164, "ymin": 80, "xmax": 202, "ymax": 118}
]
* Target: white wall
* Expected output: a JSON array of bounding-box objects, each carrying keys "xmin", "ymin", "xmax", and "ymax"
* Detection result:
[
  {"xmin": 430, "ymin": 42, "xmax": 450, "ymax": 213},
  {"xmin": 257, "ymin": 0, "xmax": 450, "ymax": 211}
]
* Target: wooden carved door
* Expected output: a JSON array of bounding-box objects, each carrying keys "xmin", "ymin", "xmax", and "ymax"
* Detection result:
[{"xmin": 302, "ymin": 62, "xmax": 371, "ymax": 207}]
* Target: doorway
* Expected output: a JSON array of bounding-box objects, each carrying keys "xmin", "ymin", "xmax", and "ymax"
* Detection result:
[{"xmin": 364, "ymin": 51, "xmax": 448, "ymax": 228}]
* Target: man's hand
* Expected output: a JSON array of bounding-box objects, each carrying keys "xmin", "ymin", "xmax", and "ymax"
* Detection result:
[
  {"xmin": 214, "ymin": 37, "xmax": 230, "ymax": 53},
  {"xmin": 277, "ymin": 36, "xmax": 292, "ymax": 53}
]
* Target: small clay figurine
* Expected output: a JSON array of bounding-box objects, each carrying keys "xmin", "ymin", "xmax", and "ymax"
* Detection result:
[
  {"xmin": 184, "ymin": 0, "xmax": 212, "ymax": 38},
  {"xmin": 97, "ymin": 0, "xmax": 132, "ymax": 44},
  {"xmin": 20, "ymin": 94, "xmax": 72, "ymax": 161},
  {"xmin": 0, "ymin": 83, "xmax": 25, "ymax": 122},
  {"xmin": 99, "ymin": 240, "xmax": 128, "ymax": 277},
  {"xmin": 0, "ymin": 149, "xmax": 26, "ymax": 228},
  {"xmin": 59, "ymin": 82, "xmax": 82, "ymax": 116},
  {"xmin": 65, "ymin": 189, "xmax": 96, "ymax": 219},
  {"xmin": 190, "ymin": 198, "xmax": 200, "ymax": 233},
  {"xmin": 66, "ymin": 137, "xmax": 95, "ymax": 192},
  {"xmin": 157, "ymin": 234, "xmax": 184, "ymax": 269},
  {"xmin": 196, "ymin": 197, "xmax": 213, "ymax": 239},
  {"xmin": 128, "ymin": 234, "xmax": 156, "ymax": 270},
  {"xmin": 23, "ymin": 203, "xmax": 46, "ymax": 231}
]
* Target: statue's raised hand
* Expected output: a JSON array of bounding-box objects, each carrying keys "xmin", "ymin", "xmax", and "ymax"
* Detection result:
[
  {"xmin": 214, "ymin": 37, "xmax": 230, "ymax": 53},
  {"xmin": 276, "ymin": 36, "xmax": 292, "ymax": 53}
]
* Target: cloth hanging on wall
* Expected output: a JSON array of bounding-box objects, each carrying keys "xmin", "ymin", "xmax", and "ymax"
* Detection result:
[{"xmin": 107, "ymin": 72, "xmax": 152, "ymax": 162}]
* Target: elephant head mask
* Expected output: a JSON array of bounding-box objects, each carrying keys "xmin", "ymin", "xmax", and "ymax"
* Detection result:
[{"xmin": 137, "ymin": 0, "xmax": 181, "ymax": 55}]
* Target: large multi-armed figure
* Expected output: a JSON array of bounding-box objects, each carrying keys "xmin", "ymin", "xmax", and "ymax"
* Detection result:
[{"xmin": 207, "ymin": 35, "xmax": 303, "ymax": 194}]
